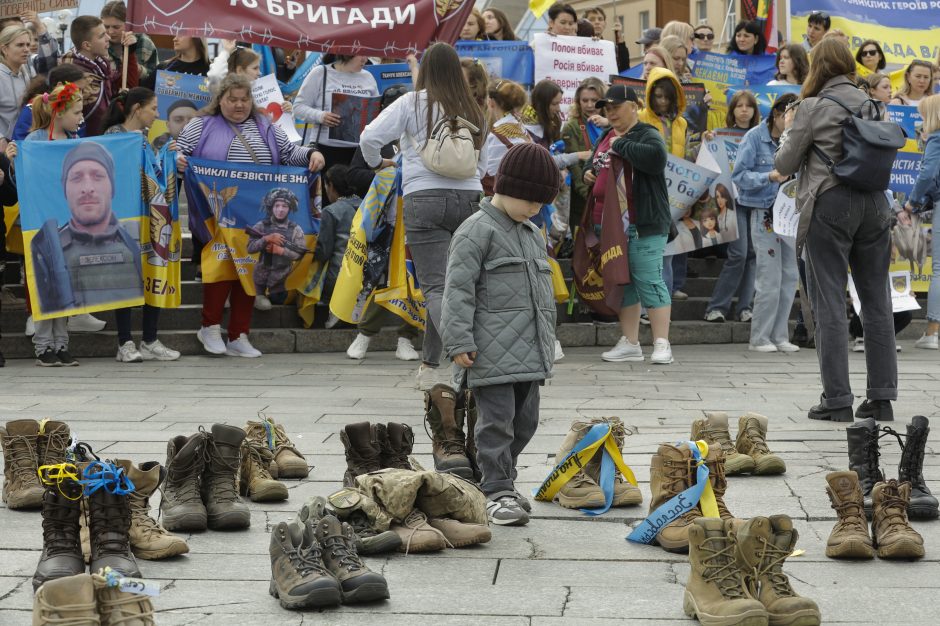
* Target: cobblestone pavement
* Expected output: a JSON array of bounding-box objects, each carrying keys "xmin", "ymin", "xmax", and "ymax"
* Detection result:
[{"xmin": 1, "ymin": 344, "xmax": 939, "ymax": 625}]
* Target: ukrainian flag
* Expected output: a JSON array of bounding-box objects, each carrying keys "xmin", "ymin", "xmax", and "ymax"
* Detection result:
[{"xmin": 529, "ymin": 0, "xmax": 555, "ymax": 19}]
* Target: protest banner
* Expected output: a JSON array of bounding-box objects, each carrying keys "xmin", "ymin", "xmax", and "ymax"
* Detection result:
[
  {"xmin": 364, "ymin": 63, "xmax": 413, "ymax": 94},
  {"xmin": 848, "ymin": 271, "xmax": 921, "ymax": 315},
  {"xmin": 887, "ymin": 105, "xmax": 924, "ymax": 152},
  {"xmin": 16, "ymin": 134, "xmax": 145, "ymax": 320},
  {"xmin": 0, "ymin": 0, "xmax": 75, "ymax": 18},
  {"xmin": 772, "ymin": 180, "xmax": 799, "ymax": 239},
  {"xmin": 664, "ymin": 154, "xmax": 718, "ymax": 220},
  {"xmin": 456, "ymin": 40, "xmax": 534, "ymax": 87},
  {"xmin": 149, "ymin": 70, "xmax": 212, "ymax": 150},
  {"xmin": 127, "ymin": 0, "xmax": 475, "ymax": 57},
  {"xmin": 185, "ymin": 159, "xmax": 318, "ymax": 298},
  {"xmin": 890, "ymin": 150, "xmax": 924, "ymax": 199},
  {"xmin": 712, "ymin": 128, "xmax": 747, "ymax": 172},
  {"xmin": 373, "ymin": 173, "xmax": 425, "ymax": 329},
  {"xmin": 251, "ymin": 74, "xmax": 302, "ymax": 143},
  {"xmin": 729, "ymin": 84, "xmax": 801, "ymax": 118},
  {"xmin": 532, "ymin": 33, "xmax": 617, "ymax": 114},
  {"xmin": 690, "ymin": 50, "xmax": 777, "ymax": 87},
  {"xmin": 141, "ymin": 145, "xmax": 182, "ymax": 308},
  {"xmin": 890, "ymin": 218, "xmax": 933, "ymax": 292},
  {"xmin": 609, "ymin": 76, "xmax": 708, "ymax": 138},
  {"xmin": 666, "ymin": 142, "xmax": 737, "ymax": 255},
  {"xmin": 329, "ymin": 94, "xmax": 383, "ymax": 143}
]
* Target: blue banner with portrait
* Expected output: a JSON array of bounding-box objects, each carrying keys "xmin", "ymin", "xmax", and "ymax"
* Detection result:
[
  {"xmin": 17, "ymin": 134, "xmax": 145, "ymax": 320},
  {"xmin": 456, "ymin": 40, "xmax": 534, "ymax": 86},
  {"xmin": 887, "ymin": 105, "xmax": 924, "ymax": 143},
  {"xmin": 690, "ymin": 50, "xmax": 777, "ymax": 86},
  {"xmin": 141, "ymin": 144, "xmax": 182, "ymax": 308},
  {"xmin": 364, "ymin": 63, "xmax": 414, "ymax": 94},
  {"xmin": 148, "ymin": 70, "xmax": 213, "ymax": 151}
]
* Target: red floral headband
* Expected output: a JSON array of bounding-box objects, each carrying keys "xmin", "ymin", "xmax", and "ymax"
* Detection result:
[{"xmin": 44, "ymin": 82, "xmax": 81, "ymax": 113}]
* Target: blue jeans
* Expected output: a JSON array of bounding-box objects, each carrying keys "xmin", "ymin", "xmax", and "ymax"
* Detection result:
[
  {"xmin": 750, "ymin": 209, "xmax": 798, "ymax": 346},
  {"xmin": 929, "ymin": 225, "xmax": 940, "ymax": 323},
  {"xmin": 707, "ymin": 207, "xmax": 756, "ymax": 316}
]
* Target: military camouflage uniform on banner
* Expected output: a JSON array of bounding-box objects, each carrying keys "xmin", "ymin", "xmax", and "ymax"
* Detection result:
[{"xmin": 352, "ymin": 469, "xmax": 488, "ymax": 526}]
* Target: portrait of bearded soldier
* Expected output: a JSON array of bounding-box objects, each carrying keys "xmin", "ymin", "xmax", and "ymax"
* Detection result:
[
  {"xmin": 32, "ymin": 141, "xmax": 143, "ymax": 313},
  {"xmin": 246, "ymin": 188, "xmax": 306, "ymax": 297}
]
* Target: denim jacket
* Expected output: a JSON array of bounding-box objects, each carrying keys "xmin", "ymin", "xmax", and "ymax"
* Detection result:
[
  {"xmin": 732, "ymin": 123, "xmax": 779, "ymax": 209},
  {"xmin": 909, "ymin": 131, "xmax": 940, "ymax": 212}
]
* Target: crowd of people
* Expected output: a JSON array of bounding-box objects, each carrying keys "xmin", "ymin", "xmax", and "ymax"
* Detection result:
[{"xmin": 0, "ymin": 2, "xmax": 938, "ymax": 413}]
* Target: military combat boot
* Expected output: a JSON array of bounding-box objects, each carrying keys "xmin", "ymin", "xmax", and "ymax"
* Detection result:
[
  {"xmin": 1, "ymin": 419, "xmax": 45, "ymax": 509},
  {"xmin": 376, "ymin": 422, "xmax": 414, "ymax": 470},
  {"xmin": 424, "ymin": 384, "xmax": 473, "ymax": 480},
  {"xmin": 115, "ymin": 460, "xmax": 189, "ymax": 560},
  {"xmin": 583, "ymin": 417, "xmax": 643, "ymax": 507},
  {"xmin": 871, "ymin": 480, "xmax": 925, "ymax": 559},
  {"xmin": 244, "ymin": 417, "xmax": 309, "ymax": 479},
  {"xmin": 554, "ymin": 420, "xmax": 605, "ymax": 509},
  {"xmin": 32, "ymin": 573, "xmax": 98, "ymax": 625},
  {"xmin": 897, "ymin": 416, "xmax": 939, "ymax": 520},
  {"xmin": 683, "ymin": 518, "xmax": 768, "ymax": 626},
  {"xmin": 703, "ymin": 446, "xmax": 735, "ymax": 521},
  {"xmin": 340, "ymin": 422, "xmax": 383, "ymax": 487},
  {"xmin": 84, "ymin": 462, "xmax": 141, "ymax": 578},
  {"xmin": 93, "ymin": 569, "xmax": 156, "ymax": 626},
  {"xmin": 692, "ymin": 412, "xmax": 755, "ymax": 475},
  {"xmin": 648, "ymin": 443, "xmax": 702, "ymax": 553},
  {"xmin": 823, "ymin": 471, "xmax": 874, "ymax": 559},
  {"xmin": 314, "ymin": 515, "xmax": 390, "ymax": 604},
  {"xmin": 160, "ymin": 432, "xmax": 208, "ymax": 531},
  {"xmin": 390, "ymin": 508, "xmax": 449, "ymax": 554},
  {"xmin": 427, "ymin": 517, "xmax": 492, "ymax": 547},
  {"xmin": 846, "ymin": 418, "xmax": 883, "ymax": 517},
  {"xmin": 202, "ymin": 424, "xmax": 251, "ymax": 530},
  {"xmin": 240, "ymin": 440, "xmax": 289, "ymax": 502},
  {"xmin": 456, "ymin": 388, "xmax": 482, "ymax": 481},
  {"xmin": 324, "ymin": 491, "xmax": 402, "ymax": 555},
  {"xmin": 735, "ymin": 413, "xmax": 786, "ymax": 475},
  {"xmin": 32, "ymin": 466, "xmax": 84, "ymax": 591},
  {"xmin": 735, "ymin": 515, "xmax": 821, "ymax": 626},
  {"xmin": 37, "ymin": 420, "xmax": 71, "ymax": 467},
  {"xmin": 269, "ymin": 520, "xmax": 342, "ymax": 609}
]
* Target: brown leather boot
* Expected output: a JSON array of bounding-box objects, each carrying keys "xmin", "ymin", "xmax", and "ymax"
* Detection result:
[
  {"xmin": 202, "ymin": 424, "xmax": 251, "ymax": 530},
  {"xmin": 692, "ymin": 412, "xmax": 755, "ymax": 475},
  {"xmin": 115, "ymin": 460, "xmax": 189, "ymax": 560},
  {"xmin": 648, "ymin": 443, "xmax": 702, "ymax": 553},
  {"xmin": 240, "ymin": 440, "xmax": 289, "ymax": 502},
  {"xmin": 244, "ymin": 418, "xmax": 310, "ymax": 479},
  {"xmin": 37, "ymin": 420, "xmax": 71, "ymax": 467},
  {"xmin": 1, "ymin": 419, "xmax": 44, "ymax": 509},
  {"xmin": 424, "ymin": 384, "xmax": 473, "ymax": 480},
  {"xmin": 871, "ymin": 479, "xmax": 924, "ymax": 559},
  {"xmin": 735, "ymin": 413, "xmax": 786, "ymax": 475},
  {"xmin": 340, "ymin": 422, "xmax": 382, "ymax": 487},
  {"xmin": 375, "ymin": 423, "xmax": 414, "ymax": 470},
  {"xmin": 824, "ymin": 471, "xmax": 874, "ymax": 559}
]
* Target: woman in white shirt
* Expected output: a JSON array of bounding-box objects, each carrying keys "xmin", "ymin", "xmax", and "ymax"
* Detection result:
[{"xmin": 482, "ymin": 79, "xmax": 529, "ymax": 194}]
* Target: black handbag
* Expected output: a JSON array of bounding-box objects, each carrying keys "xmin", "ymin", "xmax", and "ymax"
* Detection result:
[{"xmin": 811, "ymin": 94, "xmax": 906, "ymax": 193}]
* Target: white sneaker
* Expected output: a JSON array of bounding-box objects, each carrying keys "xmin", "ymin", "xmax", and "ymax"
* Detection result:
[
  {"xmin": 25, "ymin": 315, "xmax": 35, "ymax": 337},
  {"xmin": 347, "ymin": 333, "xmax": 371, "ymax": 359},
  {"xmin": 775, "ymin": 341, "xmax": 800, "ymax": 353},
  {"xmin": 116, "ymin": 341, "xmax": 143, "ymax": 363},
  {"xmin": 749, "ymin": 343, "xmax": 778, "ymax": 353},
  {"xmin": 254, "ymin": 294, "xmax": 272, "ymax": 311},
  {"xmin": 325, "ymin": 313, "xmax": 340, "ymax": 329},
  {"xmin": 396, "ymin": 337, "xmax": 420, "ymax": 361},
  {"xmin": 915, "ymin": 334, "xmax": 939, "ymax": 350},
  {"xmin": 650, "ymin": 338, "xmax": 673, "ymax": 364},
  {"xmin": 852, "ymin": 337, "xmax": 865, "ymax": 353},
  {"xmin": 196, "ymin": 324, "xmax": 227, "ymax": 355},
  {"xmin": 415, "ymin": 363, "xmax": 438, "ymax": 390},
  {"xmin": 554, "ymin": 339, "xmax": 565, "ymax": 362},
  {"xmin": 602, "ymin": 336, "xmax": 644, "ymax": 362},
  {"xmin": 639, "ymin": 313, "xmax": 650, "ymax": 325},
  {"xmin": 68, "ymin": 313, "xmax": 106, "ymax": 332},
  {"xmin": 140, "ymin": 339, "xmax": 181, "ymax": 361},
  {"xmin": 738, "ymin": 310, "xmax": 753, "ymax": 323},
  {"xmin": 226, "ymin": 333, "xmax": 262, "ymax": 358},
  {"xmin": 705, "ymin": 310, "xmax": 725, "ymax": 323}
]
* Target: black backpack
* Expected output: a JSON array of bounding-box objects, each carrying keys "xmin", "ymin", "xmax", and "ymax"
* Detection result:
[{"xmin": 811, "ymin": 94, "xmax": 906, "ymax": 192}]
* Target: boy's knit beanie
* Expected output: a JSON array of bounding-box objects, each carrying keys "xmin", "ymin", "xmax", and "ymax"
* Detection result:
[{"xmin": 494, "ymin": 143, "xmax": 562, "ymax": 205}]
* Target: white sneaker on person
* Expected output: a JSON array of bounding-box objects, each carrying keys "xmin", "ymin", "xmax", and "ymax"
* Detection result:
[
  {"xmin": 140, "ymin": 340, "xmax": 181, "ymax": 361},
  {"xmin": 852, "ymin": 337, "xmax": 865, "ymax": 353},
  {"xmin": 915, "ymin": 334, "xmax": 939, "ymax": 350},
  {"xmin": 639, "ymin": 313, "xmax": 650, "ymax": 325},
  {"xmin": 347, "ymin": 334, "xmax": 371, "ymax": 359},
  {"xmin": 650, "ymin": 338, "xmax": 674, "ymax": 364},
  {"xmin": 396, "ymin": 337, "xmax": 420, "ymax": 361},
  {"xmin": 415, "ymin": 363, "xmax": 439, "ymax": 390},
  {"xmin": 226, "ymin": 333, "xmax": 262, "ymax": 358},
  {"xmin": 704, "ymin": 310, "xmax": 725, "ymax": 323},
  {"xmin": 554, "ymin": 339, "xmax": 565, "ymax": 362},
  {"xmin": 602, "ymin": 336, "xmax": 644, "ymax": 362},
  {"xmin": 68, "ymin": 313, "xmax": 106, "ymax": 332},
  {"xmin": 738, "ymin": 310, "xmax": 753, "ymax": 323},
  {"xmin": 254, "ymin": 294, "xmax": 272, "ymax": 311},
  {"xmin": 116, "ymin": 341, "xmax": 143, "ymax": 363},
  {"xmin": 775, "ymin": 341, "xmax": 800, "ymax": 353},
  {"xmin": 486, "ymin": 494, "xmax": 529, "ymax": 526},
  {"xmin": 25, "ymin": 315, "xmax": 35, "ymax": 337},
  {"xmin": 749, "ymin": 343, "xmax": 778, "ymax": 353},
  {"xmin": 196, "ymin": 324, "xmax": 227, "ymax": 355},
  {"xmin": 325, "ymin": 313, "xmax": 340, "ymax": 329},
  {"xmin": 671, "ymin": 290, "xmax": 689, "ymax": 301}
]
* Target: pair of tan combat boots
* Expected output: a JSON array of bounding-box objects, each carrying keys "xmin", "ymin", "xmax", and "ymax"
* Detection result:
[
  {"xmin": 692, "ymin": 413, "xmax": 787, "ymax": 476},
  {"xmin": 33, "ymin": 572, "xmax": 154, "ymax": 626}
]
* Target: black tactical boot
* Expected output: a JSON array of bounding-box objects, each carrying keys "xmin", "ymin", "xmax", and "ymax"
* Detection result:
[
  {"xmin": 32, "ymin": 467, "xmax": 84, "ymax": 591},
  {"xmin": 456, "ymin": 388, "xmax": 482, "ymax": 482},
  {"xmin": 846, "ymin": 418, "xmax": 884, "ymax": 518},
  {"xmin": 202, "ymin": 424, "xmax": 250, "ymax": 530},
  {"xmin": 340, "ymin": 422, "xmax": 382, "ymax": 487},
  {"xmin": 376, "ymin": 423, "xmax": 413, "ymax": 470},
  {"xmin": 160, "ymin": 432, "xmax": 208, "ymax": 531},
  {"xmin": 855, "ymin": 399, "xmax": 894, "ymax": 422},
  {"xmin": 84, "ymin": 463, "xmax": 141, "ymax": 578},
  {"xmin": 898, "ymin": 416, "xmax": 939, "ymax": 520}
]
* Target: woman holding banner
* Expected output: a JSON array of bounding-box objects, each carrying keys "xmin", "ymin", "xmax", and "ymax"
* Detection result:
[{"xmin": 175, "ymin": 74, "xmax": 325, "ymax": 358}]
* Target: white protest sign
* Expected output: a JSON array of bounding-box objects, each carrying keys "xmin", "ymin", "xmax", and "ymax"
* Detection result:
[
  {"xmin": 251, "ymin": 74, "xmax": 301, "ymax": 143},
  {"xmin": 532, "ymin": 33, "xmax": 617, "ymax": 118},
  {"xmin": 665, "ymin": 154, "xmax": 718, "ymax": 219},
  {"xmin": 848, "ymin": 271, "xmax": 920, "ymax": 315},
  {"xmin": 772, "ymin": 180, "xmax": 799, "ymax": 239}
]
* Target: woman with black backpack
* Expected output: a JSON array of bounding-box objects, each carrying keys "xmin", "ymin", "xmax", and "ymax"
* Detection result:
[{"xmin": 775, "ymin": 38, "xmax": 899, "ymax": 423}]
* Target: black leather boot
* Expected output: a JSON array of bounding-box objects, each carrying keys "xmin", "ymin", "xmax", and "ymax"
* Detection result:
[
  {"xmin": 898, "ymin": 416, "xmax": 939, "ymax": 520},
  {"xmin": 32, "ymin": 471, "xmax": 84, "ymax": 591},
  {"xmin": 846, "ymin": 418, "xmax": 884, "ymax": 518}
]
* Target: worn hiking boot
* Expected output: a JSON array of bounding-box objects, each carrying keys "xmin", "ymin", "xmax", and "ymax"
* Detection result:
[
  {"xmin": 1, "ymin": 419, "xmax": 45, "ymax": 509},
  {"xmin": 735, "ymin": 413, "xmax": 786, "ymax": 475},
  {"xmin": 269, "ymin": 520, "xmax": 342, "ymax": 609},
  {"xmin": 83, "ymin": 462, "xmax": 141, "ymax": 578},
  {"xmin": 824, "ymin": 471, "xmax": 874, "ymax": 559},
  {"xmin": 32, "ymin": 465, "xmax": 84, "ymax": 591},
  {"xmin": 703, "ymin": 445, "xmax": 735, "ymax": 521},
  {"xmin": 456, "ymin": 388, "xmax": 482, "ymax": 481},
  {"xmin": 33, "ymin": 573, "xmax": 98, "ymax": 625},
  {"xmin": 583, "ymin": 417, "xmax": 642, "ymax": 507},
  {"xmin": 390, "ymin": 508, "xmax": 449, "ymax": 553},
  {"xmin": 649, "ymin": 443, "xmax": 702, "ymax": 553},
  {"xmin": 37, "ymin": 420, "xmax": 71, "ymax": 467},
  {"xmin": 736, "ymin": 515, "xmax": 821, "ymax": 626},
  {"xmin": 375, "ymin": 422, "xmax": 414, "ymax": 470},
  {"xmin": 693, "ymin": 412, "xmax": 755, "ymax": 475},
  {"xmin": 340, "ymin": 422, "xmax": 383, "ymax": 487},
  {"xmin": 683, "ymin": 518, "xmax": 768, "ymax": 626},
  {"xmin": 202, "ymin": 424, "xmax": 251, "ymax": 530},
  {"xmin": 314, "ymin": 514, "xmax": 390, "ymax": 604},
  {"xmin": 554, "ymin": 420, "xmax": 606, "ymax": 509},
  {"xmin": 240, "ymin": 440, "xmax": 289, "ymax": 502},
  {"xmin": 115, "ymin": 460, "xmax": 189, "ymax": 560},
  {"xmin": 427, "ymin": 517, "xmax": 492, "ymax": 547},
  {"xmin": 160, "ymin": 432, "xmax": 208, "ymax": 531},
  {"xmin": 325, "ymin": 490, "xmax": 402, "ymax": 555},
  {"xmin": 897, "ymin": 416, "xmax": 939, "ymax": 520},
  {"xmin": 846, "ymin": 418, "xmax": 884, "ymax": 518},
  {"xmin": 92, "ymin": 569, "xmax": 156, "ymax": 626},
  {"xmin": 244, "ymin": 418, "xmax": 309, "ymax": 479},
  {"xmin": 871, "ymin": 480, "xmax": 925, "ymax": 559},
  {"xmin": 425, "ymin": 384, "xmax": 474, "ymax": 480}
]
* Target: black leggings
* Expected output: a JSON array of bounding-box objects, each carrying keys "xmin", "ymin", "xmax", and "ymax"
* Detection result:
[{"xmin": 115, "ymin": 305, "xmax": 161, "ymax": 345}]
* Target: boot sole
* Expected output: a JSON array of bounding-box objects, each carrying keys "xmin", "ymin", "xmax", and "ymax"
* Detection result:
[
  {"xmin": 683, "ymin": 590, "xmax": 769, "ymax": 626},
  {"xmin": 435, "ymin": 465, "xmax": 475, "ymax": 481},
  {"xmin": 246, "ymin": 483, "xmax": 289, "ymax": 502},
  {"xmin": 269, "ymin": 579, "xmax": 341, "ymax": 609},
  {"xmin": 207, "ymin": 511, "xmax": 251, "ymax": 530},
  {"xmin": 612, "ymin": 492, "xmax": 643, "ymax": 507},
  {"xmin": 876, "ymin": 538, "xmax": 925, "ymax": 559},
  {"xmin": 342, "ymin": 582, "xmax": 390, "ymax": 604},
  {"xmin": 807, "ymin": 410, "xmax": 854, "ymax": 422},
  {"xmin": 275, "ymin": 466, "xmax": 310, "ymax": 479},
  {"xmin": 655, "ymin": 536, "xmax": 690, "ymax": 554},
  {"xmin": 358, "ymin": 532, "xmax": 403, "ymax": 555},
  {"xmin": 908, "ymin": 505, "xmax": 940, "ymax": 520},
  {"xmin": 825, "ymin": 539, "xmax": 874, "ymax": 559},
  {"xmin": 161, "ymin": 511, "xmax": 208, "ymax": 532},
  {"xmin": 753, "ymin": 459, "xmax": 787, "ymax": 475},
  {"xmin": 555, "ymin": 493, "xmax": 607, "ymax": 509},
  {"xmin": 132, "ymin": 543, "xmax": 190, "ymax": 560},
  {"xmin": 768, "ymin": 609, "xmax": 821, "ymax": 626}
]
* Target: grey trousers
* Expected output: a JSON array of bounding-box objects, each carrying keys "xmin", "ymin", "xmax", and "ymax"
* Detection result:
[
  {"xmin": 33, "ymin": 318, "xmax": 68, "ymax": 355},
  {"xmin": 473, "ymin": 380, "xmax": 541, "ymax": 497},
  {"xmin": 805, "ymin": 185, "xmax": 897, "ymax": 409},
  {"xmin": 402, "ymin": 188, "xmax": 480, "ymax": 367}
]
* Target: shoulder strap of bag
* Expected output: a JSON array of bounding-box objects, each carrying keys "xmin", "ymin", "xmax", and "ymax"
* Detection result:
[{"xmin": 227, "ymin": 120, "xmax": 262, "ymax": 164}]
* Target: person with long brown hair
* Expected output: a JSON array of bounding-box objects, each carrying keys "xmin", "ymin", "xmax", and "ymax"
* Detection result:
[
  {"xmin": 775, "ymin": 38, "xmax": 897, "ymax": 422},
  {"xmin": 770, "ymin": 44, "xmax": 809, "ymax": 85},
  {"xmin": 460, "ymin": 8, "xmax": 486, "ymax": 40},
  {"xmin": 482, "ymin": 8, "xmax": 517, "ymax": 41},
  {"xmin": 890, "ymin": 59, "xmax": 934, "ymax": 106},
  {"xmin": 563, "ymin": 77, "xmax": 608, "ymax": 228},
  {"xmin": 360, "ymin": 42, "xmax": 486, "ymax": 389}
]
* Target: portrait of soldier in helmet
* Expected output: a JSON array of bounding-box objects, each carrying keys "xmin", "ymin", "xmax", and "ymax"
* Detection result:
[{"xmin": 246, "ymin": 187, "xmax": 308, "ymax": 297}]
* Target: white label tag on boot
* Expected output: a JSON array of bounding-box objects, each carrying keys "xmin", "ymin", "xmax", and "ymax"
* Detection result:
[{"xmin": 118, "ymin": 578, "xmax": 161, "ymax": 596}]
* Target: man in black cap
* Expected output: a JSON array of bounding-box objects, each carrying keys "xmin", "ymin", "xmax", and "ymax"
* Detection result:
[
  {"xmin": 153, "ymin": 99, "xmax": 199, "ymax": 152},
  {"xmin": 636, "ymin": 27, "xmax": 662, "ymax": 53},
  {"xmin": 32, "ymin": 141, "xmax": 143, "ymax": 314}
]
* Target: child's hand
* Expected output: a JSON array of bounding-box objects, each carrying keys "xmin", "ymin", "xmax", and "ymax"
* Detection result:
[{"xmin": 454, "ymin": 352, "xmax": 476, "ymax": 368}]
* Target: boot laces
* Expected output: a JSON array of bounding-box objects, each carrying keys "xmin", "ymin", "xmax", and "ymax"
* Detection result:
[
  {"xmin": 895, "ymin": 427, "xmax": 929, "ymax": 490},
  {"xmin": 38, "ymin": 464, "xmax": 83, "ymax": 555},
  {"xmin": 36, "ymin": 592, "xmax": 99, "ymax": 624},
  {"xmin": 858, "ymin": 431, "xmax": 887, "ymax": 489},
  {"xmin": 243, "ymin": 441, "xmax": 276, "ymax": 480},
  {"xmin": 3, "ymin": 434, "xmax": 41, "ymax": 482},
  {"xmin": 703, "ymin": 427, "xmax": 736, "ymax": 455},
  {"xmin": 164, "ymin": 436, "xmax": 205, "ymax": 507},
  {"xmin": 423, "ymin": 416, "xmax": 466, "ymax": 457},
  {"xmin": 752, "ymin": 538, "xmax": 795, "ymax": 597},
  {"xmin": 128, "ymin": 491, "xmax": 164, "ymax": 538},
  {"xmin": 38, "ymin": 423, "xmax": 71, "ymax": 465},
  {"xmin": 743, "ymin": 423, "xmax": 771, "ymax": 454},
  {"xmin": 321, "ymin": 534, "xmax": 364, "ymax": 572},
  {"xmin": 287, "ymin": 541, "xmax": 330, "ymax": 578},
  {"xmin": 662, "ymin": 459, "xmax": 701, "ymax": 522},
  {"xmin": 876, "ymin": 489, "xmax": 912, "ymax": 531},
  {"xmin": 81, "ymin": 462, "xmax": 134, "ymax": 555},
  {"xmin": 398, "ymin": 509, "xmax": 452, "ymax": 555},
  {"xmin": 830, "ymin": 498, "xmax": 867, "ymax": 533},
  {"xmin": 699, "ymin": 536, "xmax": 747, "ymax": 599}
]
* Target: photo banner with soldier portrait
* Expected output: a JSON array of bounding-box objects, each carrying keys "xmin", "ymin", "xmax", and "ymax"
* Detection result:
[
  {"xmin": 16, "ymin": 134, "xmax": 146, "ymax": 321},
  {"xmin": 665, "ymin": 143, "xmax": 737, "ymax": 256},
  {"xmin": 142, "ymin": 146, "xmax": 182, "ymax": 308},
  {"xmin": 150, "ymin": 70, "xmax": 212, "ymax": 152},
  {"xmin": 184, "ymin": 159, "xmax": 319, "ymax": 298}
]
